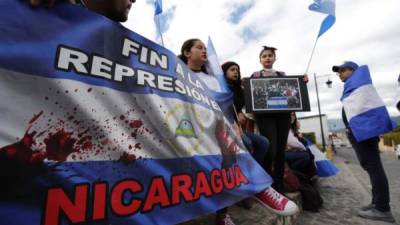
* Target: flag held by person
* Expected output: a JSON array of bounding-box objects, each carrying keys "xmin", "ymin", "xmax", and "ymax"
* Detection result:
[
  {"xmin": 309, "ymin": 0, "xmax": 336, "ymax": 38},
  {"xmin": 154, "ymin": 0, "xmax": 164, "ymax": 46}
]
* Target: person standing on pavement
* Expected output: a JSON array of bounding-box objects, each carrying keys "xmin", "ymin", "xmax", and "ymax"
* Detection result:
[
  {"xmin": 333, "ymin": 61, "xmax": 395, "ymax": 223},
  {"xmin": 250, "ymin": 46, "xmax": 308, "ymax": 194}
]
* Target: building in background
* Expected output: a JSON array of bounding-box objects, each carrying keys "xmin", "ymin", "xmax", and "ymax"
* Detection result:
[{"xmin": 298, "ymin": 114, "xmax": 330, "ymax": 146}]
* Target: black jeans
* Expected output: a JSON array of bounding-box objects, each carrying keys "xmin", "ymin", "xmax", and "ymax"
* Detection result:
[
  {"xmin": 255, "ymin": 113, "xmax": 290, "ymax": 192},
  {"xmin": 347, "ymin": 132, "xmax": 391, "ymax": 212}
]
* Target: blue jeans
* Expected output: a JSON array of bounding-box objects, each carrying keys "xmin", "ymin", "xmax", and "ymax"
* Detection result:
[{"xmin": 241, "ymin": 132, "xmax": 269, "ymax": 165}]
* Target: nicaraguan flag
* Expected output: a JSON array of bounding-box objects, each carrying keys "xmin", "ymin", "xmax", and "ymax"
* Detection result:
[
  {"xmin": 341, "ymin": 66, "xmax": 397, "ymax": 142},
  {"xmin": 305, "ymin": 139, "xmax": 339, "ymax": 177},
  {"xmin": 154, "ymin": 0, "xmax": 164, "ymax": 45},
  {"xmin": 206, "ymin": 37, "xmax": 230, "ymax": 93},
  {"xmin": 309, "ymin": 0, "xmax": 336, "ymax": 38}
]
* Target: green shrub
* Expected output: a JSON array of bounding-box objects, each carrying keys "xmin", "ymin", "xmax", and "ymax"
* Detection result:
[{"xmin": 382, "ymin": 131, "xmax": 400, "ymax": 146}]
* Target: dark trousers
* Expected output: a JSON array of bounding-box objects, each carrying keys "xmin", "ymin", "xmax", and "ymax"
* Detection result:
[
  {"xmin": 255, "ymin": 113, "xmax": 290, "ymax": 192},
  {"xmin": 347, "ymin": 133, "xmax": 391, "ymax": 212},
  {"xmin": 285, "ymin": 150, "xmax": 311, "ymax": 173}
]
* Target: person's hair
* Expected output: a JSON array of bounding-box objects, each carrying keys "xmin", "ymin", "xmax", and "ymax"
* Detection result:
[
  {"xmin": 290, "ymin": 112, "xmax": 300, "ymax": 137},
  {"xmin": 221, "ymin": 61, "xmax": 241, "ymax": 86},
  {"xmin": 259, "ymin": 46, "xmax": 277, "ymax": 59},
  {"xmin": 178, "ymin": 38, "xmax": 208, "ymax": 73}
]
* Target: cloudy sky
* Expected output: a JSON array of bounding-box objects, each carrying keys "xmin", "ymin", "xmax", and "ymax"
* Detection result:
[{"xmin": 123, "ymin": 0, "xmax": 400, "ymax": 119}]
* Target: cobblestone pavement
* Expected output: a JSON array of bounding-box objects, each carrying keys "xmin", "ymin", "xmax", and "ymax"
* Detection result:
[
  {"xmin": 338, "ymin": 147, "xmax": 400, "ymax": 224},
  {"xmin": 298, "ymin": 148, "xmax": 399, "ymax": 225}
]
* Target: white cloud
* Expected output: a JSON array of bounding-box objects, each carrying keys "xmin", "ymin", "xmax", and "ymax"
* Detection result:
[{"xmin": 124, "ymin": 0, "xmax": 400, "ymax": 119}]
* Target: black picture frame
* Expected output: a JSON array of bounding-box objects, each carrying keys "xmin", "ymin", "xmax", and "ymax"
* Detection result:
[{"xmin": 243, "ymin": 76, "xmax": 310, "ymax": 113}]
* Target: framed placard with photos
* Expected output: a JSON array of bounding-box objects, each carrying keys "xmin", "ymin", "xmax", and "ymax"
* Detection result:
[{"xmin": 243, "ymin": 76, "xmax": 310, "ymax": 113}]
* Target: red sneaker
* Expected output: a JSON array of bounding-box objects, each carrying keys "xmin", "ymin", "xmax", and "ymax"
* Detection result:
[
  {"xmin": 253, "ymin": 187, "xmax": 299, "ymax": 216},
  {"xmin": 215, "ymin": 213, "xmax": 236, "ymax": 225}
]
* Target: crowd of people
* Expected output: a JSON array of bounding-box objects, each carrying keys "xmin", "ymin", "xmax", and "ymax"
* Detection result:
[{"xmin": 8, "ymin": 0, "xmax": 398, "ymax": 224}]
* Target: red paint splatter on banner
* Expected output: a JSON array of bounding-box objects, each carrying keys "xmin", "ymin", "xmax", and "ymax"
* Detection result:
[
  {"xmin": 88, "ymin": 88, "xmax": 92, "ymax": 92},
  {"xmin": 120, "ymin": 115, "xmax": 125, "ymax": 120},
  {"xmin": 0, "ymin": 130, "xmax": 43, "ymax": 164},
  {"xmin": 82, "ymin": 141, "xmax": 93, "ymax": 150},
  {"xmin": 44, "ymin": 129, "xmax": 77, "ymax": 162},
  {"xmin": 29, "ymin": 111, "xmax": 44, "ymax": 124},
  {"xmin": 100, "ymin": 139, "xmax": 109, "ymax": 146},
  {"xmin": 119, "ymin": 152, "xmax": 136, "ymax": 164},
  {"xmin": 129, "ymin": 120, "xmax": 143, "ymax": 129},
  {"xmin": 134, "ymin": 143, "xmax": 142, "ymax": 150}
]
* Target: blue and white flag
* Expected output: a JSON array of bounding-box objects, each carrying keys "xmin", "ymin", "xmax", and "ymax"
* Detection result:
[
  {"xmin": 305, "ymin": 139, "xmax": 339, "ymax": 177},
  {"xmin": 154, "ymin": 0, "xmax": 163, "ymax": 16},
  {"xmin": 154, "ymin": 0, "xmax": 164, "ymax": 46},
  {"xmin": 341, "ymin": 66, "xmax": 397, "ymax": 142},
  {"xmin": 309, "ymin": 0, "xmax": 336, "ymax": 38},
  {"xmin": 0, "ymin": 1, "xmax": 272, "ymax": 225},
  {"xmin": 206, "ymin": 37, "xmax": 230, "ymax": 93}
]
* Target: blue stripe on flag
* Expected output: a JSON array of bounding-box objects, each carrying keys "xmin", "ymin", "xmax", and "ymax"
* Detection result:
[
  {"xmin": 349, "ymin": 106, "xmax": 397, "ymax": 142},
  {"xmin": 305, "ymin": 140, "xmax": 339, "ymax": 177},
  {"xmin": 315, "ymin": 160, "xmax": 339, "ymax": 177},
  {"xmin": 154, "ymin": 0, "xmax": 163, "ymax": 16},
  {"xmin": 309, "ymin": 0, "xmax": 336, "ymax": 38},
  {"xmin": 317, "ymin": 15, "xmax": 336, "ymax": 38}
]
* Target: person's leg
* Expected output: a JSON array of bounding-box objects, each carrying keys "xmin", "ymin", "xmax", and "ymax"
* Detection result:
[
  {"xmin": 285, "ymin": 151, "xmax": 311, "ymax": 173},
  {"xmin": 358, "ymin": 138, "xmax": 390, "ymax": 212},
  {"xmin": 255, "ymin": 115, "xmax": 277, "ymax": 174},
  {"xmin": 273, "ymin": 114, "xmax": 291, "ymax": 192},
  {"xmin": 244, "ymin": 132, "xmax": 269, "ymax": 166},
  {"xmin": 349, "ymin": 133, "xmax": 391, "ymax": 211}
]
